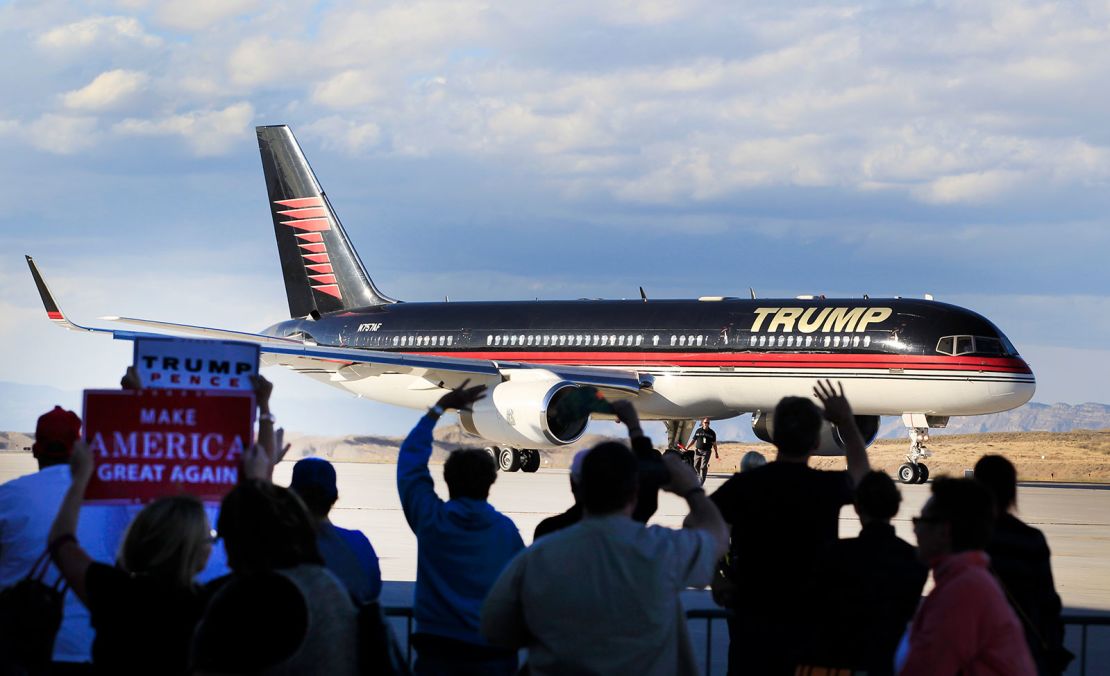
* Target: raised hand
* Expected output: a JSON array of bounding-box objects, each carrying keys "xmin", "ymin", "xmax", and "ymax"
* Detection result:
[
  {"xmin": 251, "ymin": 374, "xmax": 273, "ymax": 412},
  {"xmin": 274, "ymin": 427, "xmax": 291, "ymax": 464},
  {"xmin": 814, "ymin": 379, "xmax": 853, "ymax": 426},
  {"xmin": 241, "ymin": 443, "xmax": 272, "ymax": 481},
  {"xmin": 120, "ymin": 365, "xmax": 142, "ymax": 390},
  {"xmin": 609, "ymin": 399, "xmax": 641, "ymax": 430},
  {"xmin": 435, "ymin": 379, "xmax": 488, "ymax": 412}
]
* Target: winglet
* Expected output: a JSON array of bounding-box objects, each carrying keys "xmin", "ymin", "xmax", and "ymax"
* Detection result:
[{"xmin": 25, "ymin": 255, "xmax": 94, "ymax": 333}]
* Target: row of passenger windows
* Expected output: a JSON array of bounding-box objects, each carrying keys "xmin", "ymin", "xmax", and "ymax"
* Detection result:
[
  {"xmin": 487, "ymin": 334, "xmax": 651, "ymax": 347},
  {"xmin": 379, "ymin": 332, "xmax": 876, "ymax": 350},
  {"xmin": 749, "ymin": 334, "xmax": 872, "ymax": 349},
  {"xmin": 394, "ymin": 335, "xmax": 454, "ymax": 347}
]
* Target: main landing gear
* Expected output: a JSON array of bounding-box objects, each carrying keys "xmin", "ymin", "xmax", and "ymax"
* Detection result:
[
  {"xmin": 485, "ymin": 447, "xmax": 541, "ymax": 473},
  {"xmin": 897, "ymin": 425, "xmax": 932, "ymax": 484}
]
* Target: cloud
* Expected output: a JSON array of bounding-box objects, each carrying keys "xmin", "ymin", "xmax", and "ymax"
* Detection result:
[
  {"xmin": 62, "ymin": 69, "xmax": 148, "ymax": 110},
  {"xmin": 913, "ymin": 169, "xmax": 1026, "ymax": 205},
  {"xmin": 227, "ymin": 36, "xmax": 310, "ymax": 87},
  {"xmin": 154, "ymin": 0, "xmax": 262, "ymax": 32},
  {"xmin": 114, "ymin": 102, "xmax": 255, "ymax": 155},
  {"xmin": 26, "ymin": 114, "xmax": 98, "ymax": 154},
  {"xmin": 36, "ymin": 16, "xmax": 162, "ymax": 51},
  {"xmin": 303, "ymin": 116, "xmax": 382, "ymax": 154},
  {"xmin": 311, "ymin": 70, "xmax": 385, "ymax": 109}
]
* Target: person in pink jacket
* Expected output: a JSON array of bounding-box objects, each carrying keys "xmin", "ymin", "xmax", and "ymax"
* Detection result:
[{"xmin": 899, "ymin": 477, "xmax": 1036, "ymax": 676}]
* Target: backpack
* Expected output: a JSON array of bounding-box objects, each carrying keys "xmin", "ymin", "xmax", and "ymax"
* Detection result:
[{"xmin": 0, "ymin": 551, "xmax": 69, "ymax": 675}]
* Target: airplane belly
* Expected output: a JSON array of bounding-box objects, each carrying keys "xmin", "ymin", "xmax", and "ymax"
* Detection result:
[{"xmin": 636, "ymin": 367, "xmax": 1035, "ymax": 419}]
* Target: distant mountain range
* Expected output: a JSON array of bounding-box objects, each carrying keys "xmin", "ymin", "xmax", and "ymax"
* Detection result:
[
  {"xmin": 875, "ymin": 402, "xmax": 1110, "ymax": 438},
  {"xmin": 701, "ymin": 402, "xmax": 1110, "ymax": 442},
  {"xmin": 2, "ymin": 380, "xmax": 1108, "ymax": 447}
]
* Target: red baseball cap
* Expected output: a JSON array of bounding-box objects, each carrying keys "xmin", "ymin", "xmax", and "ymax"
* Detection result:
[{"xmin": 32, "ymin": 406, "xmax": 81, "ymax": 461}]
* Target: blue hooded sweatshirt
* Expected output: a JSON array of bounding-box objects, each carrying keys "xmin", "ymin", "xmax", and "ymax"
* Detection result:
[{"xmin": 397, "ymin": 415, "xmax": 524, "ymax": 645}]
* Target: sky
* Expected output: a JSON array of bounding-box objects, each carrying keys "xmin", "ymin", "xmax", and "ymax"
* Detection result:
[{"xmin": 2, "ymin": 0, "xmax": 1109, "ymax": 437}]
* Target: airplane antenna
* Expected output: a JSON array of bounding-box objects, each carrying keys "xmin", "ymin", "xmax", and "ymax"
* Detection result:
[
  {"xmin": 639, "ymin": 286, "xmax": 648, "ymax": 302},
  {"xmin": 445, "ymin": 295, "xmax": 450, "ymax": 302},
  {"xmin": 749, "ymin": 287, "xmax": 756, "ymax": 299},
  {"xmin": 863, "ymin": 293, "xmax": 869, "ymax": 299}
]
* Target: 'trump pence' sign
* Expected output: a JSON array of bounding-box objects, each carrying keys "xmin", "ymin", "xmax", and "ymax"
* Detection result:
[
  {"xmin": 82, "ymin": 388, "xmax": 255, "ymax": 503},
  {"xmin": 134, "ymin": 337, "xmax": 260, "ymax": 391}
]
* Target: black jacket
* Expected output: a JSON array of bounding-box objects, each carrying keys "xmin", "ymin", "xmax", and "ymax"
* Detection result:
[
  {"xmin": 988, "ymin": 513, "xmax": 1066, "ymax": 676},
  {"xmin": 805, "ymin": 522, "xmax": 928, "ymax": 676}
]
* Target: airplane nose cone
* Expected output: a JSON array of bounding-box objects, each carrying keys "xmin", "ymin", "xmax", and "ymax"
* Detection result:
[{"xmin": 988, "ymin": 357, "xmax": 1035, "ymax": 409}]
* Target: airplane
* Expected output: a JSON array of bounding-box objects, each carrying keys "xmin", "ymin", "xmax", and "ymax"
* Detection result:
[{"xmin": 26, "ymin": 124, "xmax": 1036, "ymax": 484}]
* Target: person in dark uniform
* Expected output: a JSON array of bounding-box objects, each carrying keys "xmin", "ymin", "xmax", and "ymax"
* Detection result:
[{"xmin": 687, "ymin": 418, "xmax": 719, "ymax": 485}]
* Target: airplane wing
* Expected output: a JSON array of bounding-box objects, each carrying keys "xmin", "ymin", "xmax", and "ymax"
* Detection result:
[{"xmin": 26, "ymin": 256, "xmax": 648, "ymax": 395}]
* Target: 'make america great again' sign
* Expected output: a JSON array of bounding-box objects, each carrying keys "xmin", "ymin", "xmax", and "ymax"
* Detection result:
[{"xmin": 82, "ymin": 388, "xmax": 254, "ymax": 503}]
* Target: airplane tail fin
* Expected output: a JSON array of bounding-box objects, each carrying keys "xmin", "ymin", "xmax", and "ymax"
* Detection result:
[{"xmin": 256, "ymin": 125, "xmax": 397, "ymax": 318}]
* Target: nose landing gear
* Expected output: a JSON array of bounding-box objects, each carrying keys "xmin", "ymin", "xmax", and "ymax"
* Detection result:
[{"xmin": 898, "ymin": 426, "xmax": 932, "ymax": 484}]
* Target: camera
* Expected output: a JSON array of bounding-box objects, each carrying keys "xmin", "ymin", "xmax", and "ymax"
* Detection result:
[{"xmin": 640, "ymin": 450, "xmax": 674, "ymax": 488}]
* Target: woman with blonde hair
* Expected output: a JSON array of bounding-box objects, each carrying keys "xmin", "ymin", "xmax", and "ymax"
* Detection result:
[{"xmin": 48, "ymin": 441, "xmax": 214, "ymax": 675}]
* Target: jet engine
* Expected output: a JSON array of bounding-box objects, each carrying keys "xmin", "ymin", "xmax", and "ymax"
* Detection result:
[
  {"xmin": 459, "ymin": 375, "xmax": 589, "ymax": 448},
  {"xmin": 751, "ymin": 410, "xmax": 880, "ymax": 456}
]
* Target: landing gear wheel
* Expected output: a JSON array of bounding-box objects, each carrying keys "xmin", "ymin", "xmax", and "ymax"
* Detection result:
[
  {"xmin": 521, "ymin": 449, "xmax": 541, "ymax": 473},
  {"xmin": 898, "ymin": 463, "xmax": 920, "ymax": 484},
  {"xmin": 916, "ymin": 463, "xmax": 930, "ymax": 484},
  {"xmin": 499, "ymin": 447, "xmax": 521, "ymax": 472},
  {"xmin": 485, "ymin": 447, "xmax": 500, "ymax": 470}
]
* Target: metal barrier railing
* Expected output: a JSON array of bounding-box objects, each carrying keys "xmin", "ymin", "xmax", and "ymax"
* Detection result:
[{"xmin": 383, "ymin": 606, "xmax": 1110, "ymax": 675}]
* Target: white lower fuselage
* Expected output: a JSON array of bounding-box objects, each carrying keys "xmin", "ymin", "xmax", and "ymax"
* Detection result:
[{"xmin": 283, "ymin": 350, "xmax": 1035, "ymax": 444}]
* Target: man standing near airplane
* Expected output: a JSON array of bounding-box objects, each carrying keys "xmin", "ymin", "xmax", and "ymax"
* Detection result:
[{"xmin": 688, "ymin": 418, "xmax": 719, "ymax": 485}]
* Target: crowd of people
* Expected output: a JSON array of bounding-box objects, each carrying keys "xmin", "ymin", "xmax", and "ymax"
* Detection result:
[{"xmin": 0, "ymin": 375, "xmax": 1070, "ymax": 676}]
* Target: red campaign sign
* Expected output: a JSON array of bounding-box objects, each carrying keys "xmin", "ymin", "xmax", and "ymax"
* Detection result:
[{"xmin": 82, "ymin": 388, "xmax": 255, "ymax": 504}]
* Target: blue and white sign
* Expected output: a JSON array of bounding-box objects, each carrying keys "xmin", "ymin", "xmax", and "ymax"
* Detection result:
[{"xmin": 133, "ymin": 337, "xmax": 260, "ymax": 391}]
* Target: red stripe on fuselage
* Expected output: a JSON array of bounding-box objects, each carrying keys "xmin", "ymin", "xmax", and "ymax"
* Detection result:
[{"xmin": 385, "ymin": 350, "xmax": 1032, "ymax": 374}]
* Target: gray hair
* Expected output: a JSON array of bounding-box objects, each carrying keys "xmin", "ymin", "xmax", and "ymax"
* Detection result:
[{"xmin": 740, "ymin": 451, "xmax": 767, "ymax": 473}]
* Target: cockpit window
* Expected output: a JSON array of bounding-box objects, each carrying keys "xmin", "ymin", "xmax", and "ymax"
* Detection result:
[
  {"xmin": 974, "ymin": 337, "xmax": 1008, "ymax": 355},
  {"xmin": 936, "ymin": 335, "xmax": 1012, "ymax": 356}
]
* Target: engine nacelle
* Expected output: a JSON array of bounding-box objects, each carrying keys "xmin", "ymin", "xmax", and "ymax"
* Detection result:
[
  {"xmin": 751, "ymin": 411, "xmax": 880, "ymax": 456},
  {"xmin": 459, "ymin": 377, "xmax": 589, "ymax": 448}
]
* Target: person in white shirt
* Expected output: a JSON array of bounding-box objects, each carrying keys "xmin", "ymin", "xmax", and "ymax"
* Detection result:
[
  {"xmin": 0, "ymin": 406, "xmax": 97, "ymax": 667},
  {"xmin": 480, "ymin": 400, "xmax": 729, "ymax": 675}
]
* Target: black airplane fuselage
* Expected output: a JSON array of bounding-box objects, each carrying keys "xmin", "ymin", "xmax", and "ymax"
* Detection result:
[{"xmin": 260, "ymin": 296, "xmax": 1033, "ymax": 420}]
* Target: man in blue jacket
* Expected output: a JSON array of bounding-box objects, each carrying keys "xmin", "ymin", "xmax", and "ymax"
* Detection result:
[{"xmin": 397, "ymin": 381, "xmax": 524, "ymax": 675}]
